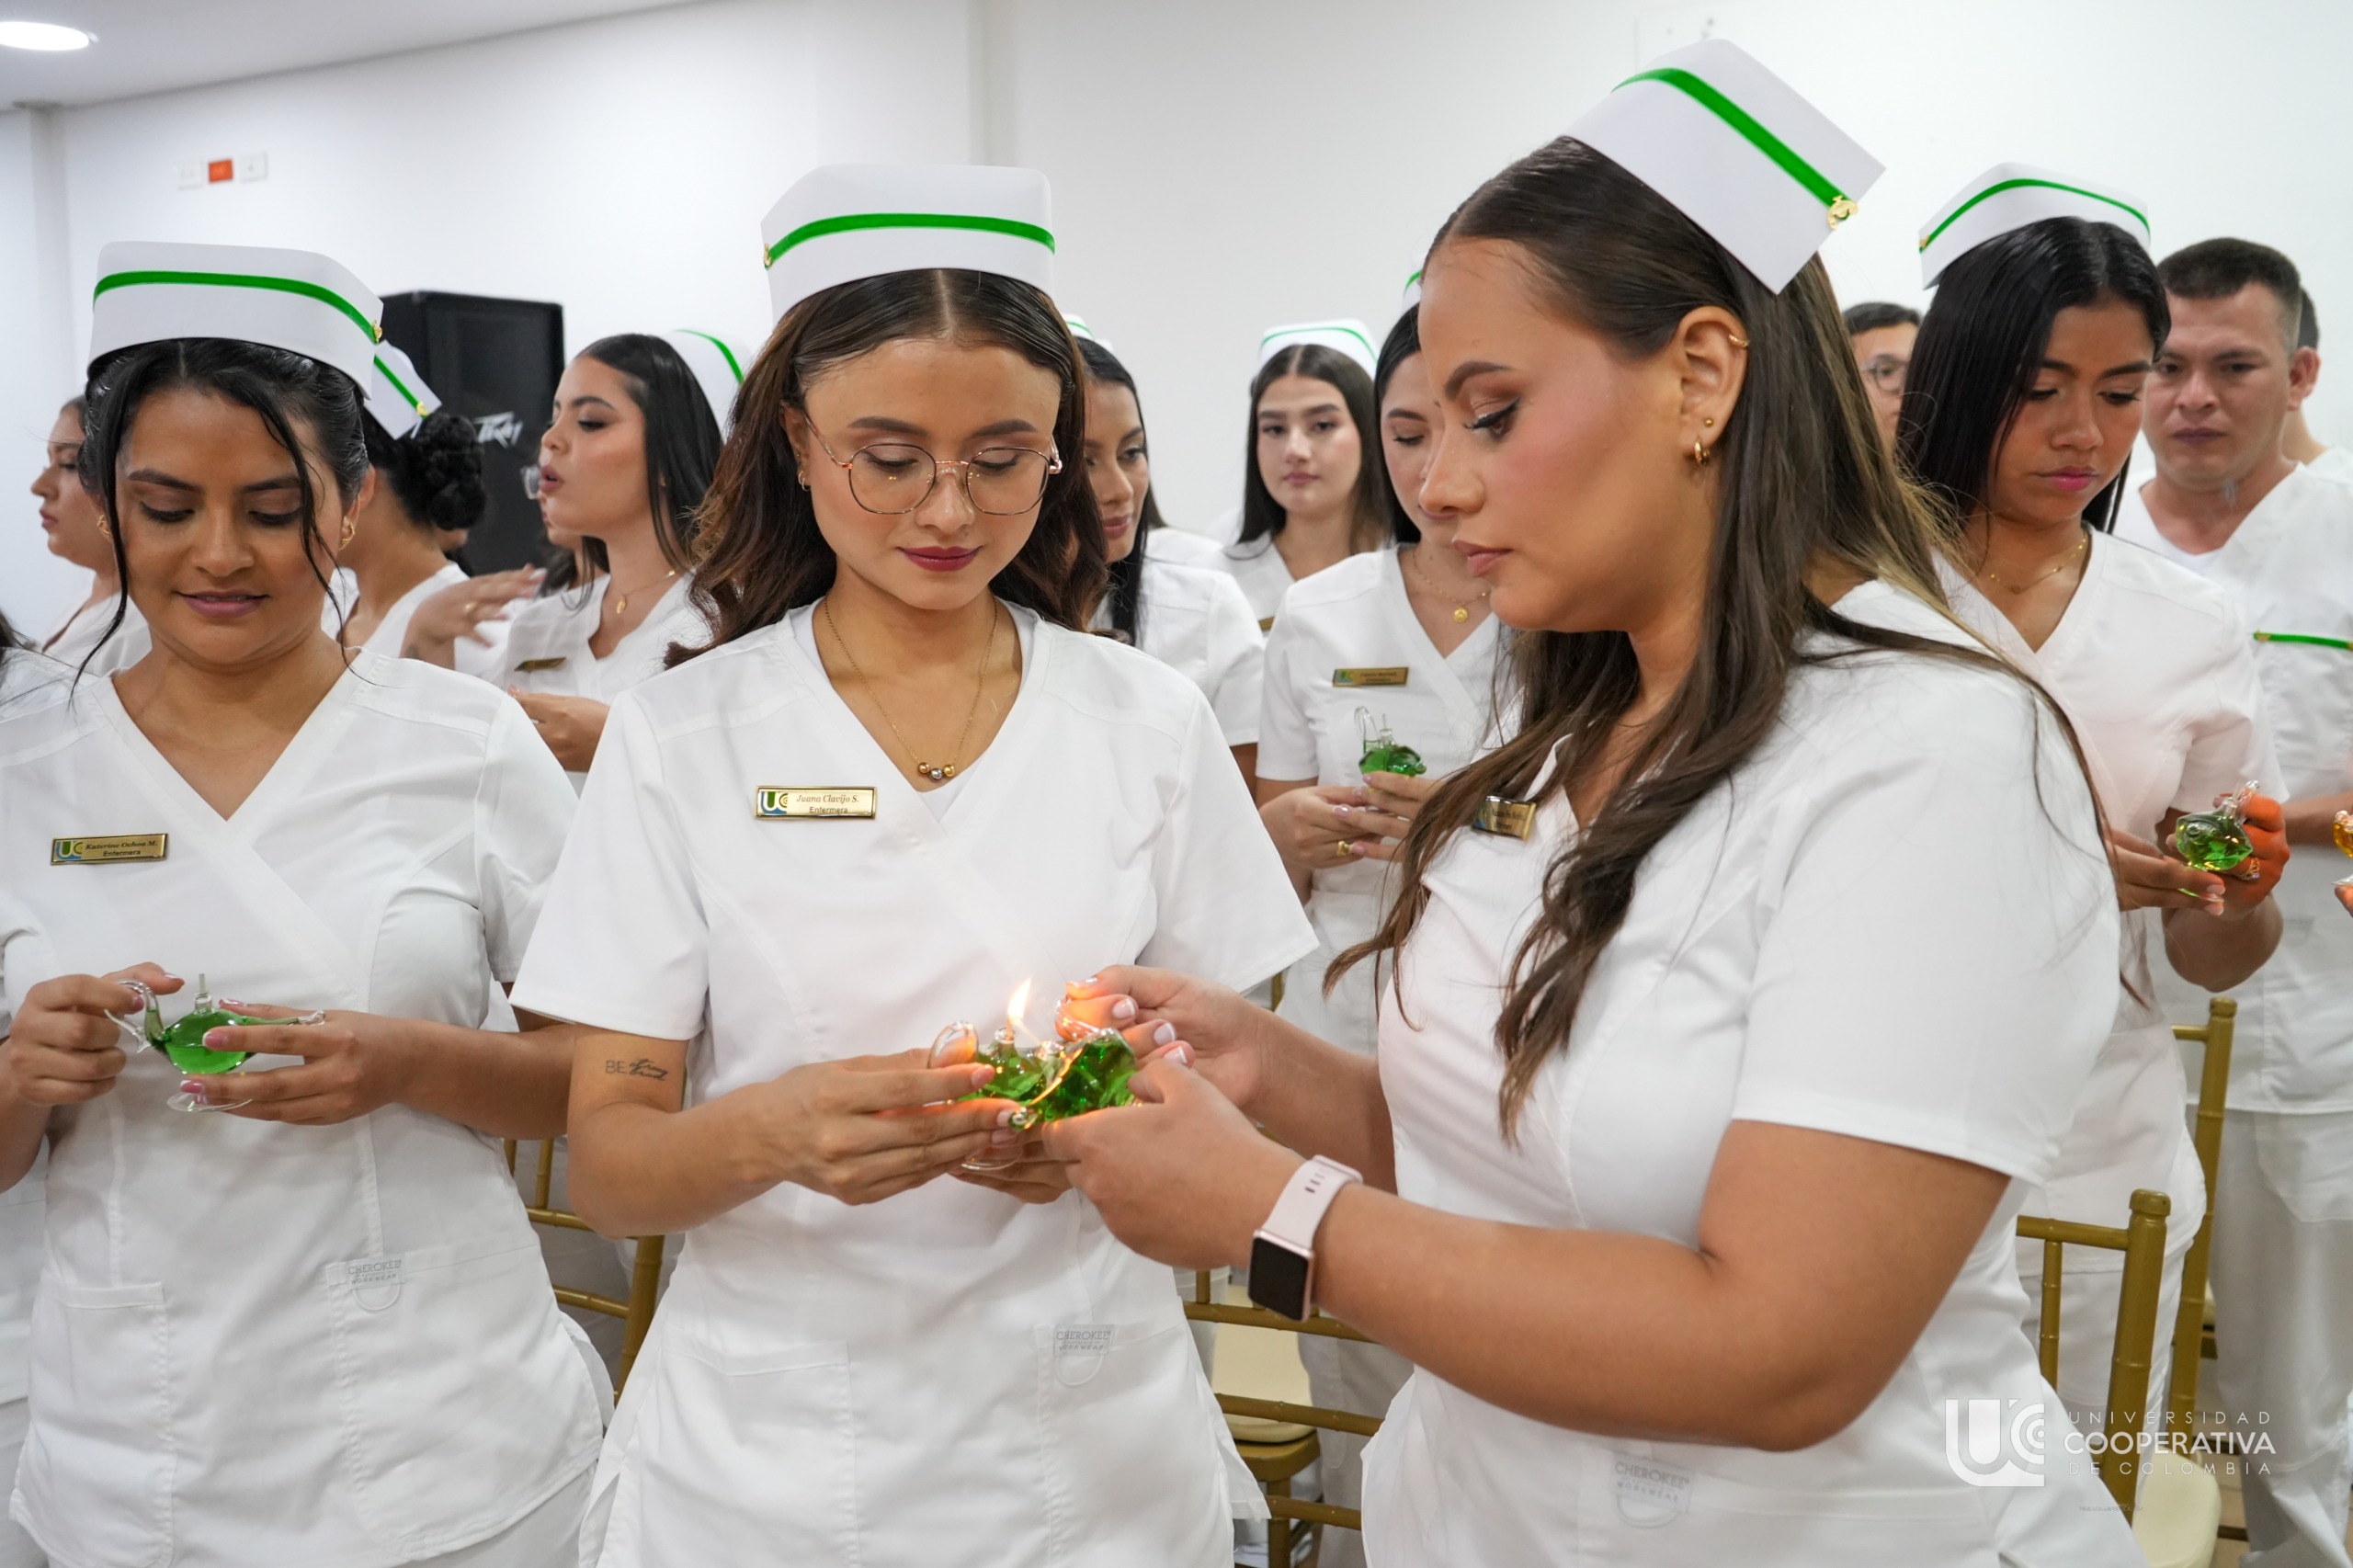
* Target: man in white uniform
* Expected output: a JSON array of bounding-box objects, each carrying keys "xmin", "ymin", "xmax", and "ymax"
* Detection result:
[{"xmin": 2112, "ymin": 236, "xmax": 2353, "ymax": 1568}]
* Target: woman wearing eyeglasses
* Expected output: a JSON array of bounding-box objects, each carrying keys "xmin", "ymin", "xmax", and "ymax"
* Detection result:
[
  {"xmin": 512, "ymin": 165, "xmax": 1312, "ymax": 1568},
  {"xmin": 472, "ymin": 335, "xmax": 719, "ymax": 782}
]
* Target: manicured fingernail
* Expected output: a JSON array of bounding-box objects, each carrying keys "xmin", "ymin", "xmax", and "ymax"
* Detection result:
[
  {"xmin": 992, "ymin": 1128, "xmax": 1019, "ymax": 1144},
  {"xmin": 1151, "ymin": 1021, "xmax": 1176, "ymax": 1046},
  {"xmin": 1333, "ymin": 804, "xmax": 1350, "ymax": 818},
  {"xmin": 180, "ymin": 1077, "xmax": 207, "ymax": 1097},
  {"xmin": 995, "ymin": 1108, "xmax": 1016, "ymax": 1128},
  {"xmin": 970, "ymin": 1067, "xmax": 995, "ymax": 1088},
  {"xmin": 1168, "ymin": 1043, "xmax": 1193, "ymax": 1066},
  {"xmin": 1112, "ymin": 997, "xmax": 1137, "ymax": 1020}
]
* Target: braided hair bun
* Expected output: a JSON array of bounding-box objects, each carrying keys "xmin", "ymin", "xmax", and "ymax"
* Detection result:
[{"xmin": 365, "ymin": 409, "xmax": 486, "ymax": 536}]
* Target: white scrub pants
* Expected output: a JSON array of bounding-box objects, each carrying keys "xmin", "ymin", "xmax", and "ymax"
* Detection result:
[
  {"xmin": 1296, "ymin": 1335, "xmax": 1412, "ymax": 1568},
  {"xmin": 421, "ymin": 1466, "xmax": 592, "ymax": 1568},
  {"xmin": 2211, "ymin": 1108, "xmax": 2353, "ymax": 1568},
  {"xmin": 0, "ymin": 1399, "xmax": 42, "ymax": 1568}
]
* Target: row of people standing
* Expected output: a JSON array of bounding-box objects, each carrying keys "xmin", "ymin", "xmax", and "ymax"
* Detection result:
[{"xmin": 0, "ymin": 38, "xmax": 2335, "ymax": 1568}]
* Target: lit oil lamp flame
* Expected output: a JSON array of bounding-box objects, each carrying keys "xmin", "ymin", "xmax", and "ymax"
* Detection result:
[{"xmin": 1005, "ymin": 979, "xmax": 1033, "ymax": 1040}]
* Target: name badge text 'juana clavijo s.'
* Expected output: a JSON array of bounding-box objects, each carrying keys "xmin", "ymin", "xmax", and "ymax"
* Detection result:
[{"xmin": 755, "ymin": 787, "xmax": 878, "ymax": 820}]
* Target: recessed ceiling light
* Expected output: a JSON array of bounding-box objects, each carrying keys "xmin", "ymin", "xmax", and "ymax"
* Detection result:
[{"xmin": 0, "ymin": 20, "xmax": 94, "ymax": 51}]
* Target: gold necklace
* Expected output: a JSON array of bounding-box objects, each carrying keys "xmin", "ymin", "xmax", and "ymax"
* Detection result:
[
  {"xmin": 1405, "ymin": 543, "xmax": 1491, "ymax": 623},
  {"xmin": 822, "ymin": 597, "xmax": 1001, "ymax": 783},
  {"xmin": 1976, "ymin": 528, "xmax": 2088, "ymax": 594},
  {"xmin": 608, "ymin": 567, "xmax": 678, "ymax": 617}
]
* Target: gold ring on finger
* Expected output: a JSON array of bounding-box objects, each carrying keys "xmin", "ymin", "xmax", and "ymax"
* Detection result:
[{"xmin": 1335, "ymin": 839, "xmax": 1352, "ymax": 860}]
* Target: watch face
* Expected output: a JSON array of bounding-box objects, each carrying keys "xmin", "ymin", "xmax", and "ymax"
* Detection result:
[{"xmin": 1248, "ymin": 1237, "xmax": 1312, "ymax": 1321}]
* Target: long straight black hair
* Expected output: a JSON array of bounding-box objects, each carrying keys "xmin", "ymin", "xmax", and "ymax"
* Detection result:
[
  {"xmin": 1371, "ymin": 308, "xmax": 1426, "ymax": 541},
  {"xmin": 77, "ymin": 337, "xmax": 369, "ymax": 676},
  {"xmin": 1077, "ymin": 335, "xmax": 1165, "ymax": 643},
  {"xmin": 1898, "ymin": 218, "xmax": 2167, "ymax": 534},
  {"xmin": 680, "ymin": 268, "xmax": 1102, "ymax": 659},
  {"xmin": 1237, "ymin": 344, "xmax": 1402, "ymax": 550},
  {"xmin": 1339, "ymin": 139, "xmax": 2090, "ymax": 1136},
  {"xmin": 570, "ymin": 333, "xmax": 722, "ymax": 581}
]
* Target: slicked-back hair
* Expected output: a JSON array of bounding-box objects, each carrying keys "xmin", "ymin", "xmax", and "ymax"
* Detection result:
[
  {"xmin": 1371, "ymin": 308, "xmax": 1427, "ymax": 542},
  {"xmin": 2156, "ymin": 237, "xmax": 2302, "ymax": 352},
  {"xmin": 1900, "ymin": 218, "xmax": 2167, "ymax": 534},
  {"xmin": 679, "ymin": 268, "xmax": 1101, "ymax": 662}
]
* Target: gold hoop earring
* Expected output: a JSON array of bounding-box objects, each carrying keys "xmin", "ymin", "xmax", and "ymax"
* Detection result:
[
  {"xmin": 1692, "ymin": 439, "xmax": 1711, "ymax": 467},
  {"xmin": 339, "ymin": 517, "xmax": 357, "ymax": 548},
  {"xmin": 1729, "ymin": 334, "xmax": 1751, "ymax": 348}
]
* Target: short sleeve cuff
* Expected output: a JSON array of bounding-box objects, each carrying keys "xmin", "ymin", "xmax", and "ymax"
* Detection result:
[
  {"xmin": 1730, "ymin": 1089, "xmax": 2052, "ymax": 1183},
  {"xmin": 507, "ymin": 981, "xmax": 701, "ymax": 1042}
]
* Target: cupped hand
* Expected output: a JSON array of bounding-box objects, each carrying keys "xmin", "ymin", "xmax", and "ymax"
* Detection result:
[
  {"xmin": 2229, "ymin": 793, "xmax": 2289, "ymax": 908},
  {"xmin": 199, "ymin": 1003, "xmax": 401, "ymax": 1124},
  {"xmin": 4, "ymin": 964, "xmax": 178, "ymax": 1107},
  {"xmin": 1059, "ymin": 968, "xmax": 1270, "ymax": 1112},
  {"xmin": 1261, "ymin": 785, "xmax": 1408, "ymax": 873},
  {"xmin": 1355, "ymin": 769, "xmax": 1441, "ymax": 863},
  {"xmin": 402, "ymin": 568, "xmax": 543, "ymax": 665},
  {"xmin": 732, "ymin": 1049, "xmax": 1018, "ymax": 1206},
  {"xmin": 1041, "ymin": 1057, "xmax": 1300, "ymax": 1269},
  {"xmin": 2112, "ymin": 827, "xmax": 2226, "ymax": 914},
  {"xmin": 510, "ymin": 689, "xmax": 610, "ymax": 773}
]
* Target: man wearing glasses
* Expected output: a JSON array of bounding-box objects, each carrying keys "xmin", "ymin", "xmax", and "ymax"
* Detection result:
[{"xmin": 1844, "ymin": 301, "xmax": 1918, "ymax": 451}]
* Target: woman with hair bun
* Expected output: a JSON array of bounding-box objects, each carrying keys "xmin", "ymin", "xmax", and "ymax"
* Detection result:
[
  {"xmin": 1048, "ymin": 43, "xmax": 2143, "ymax": 1566},
  {"xmin": 338, "ymin": 403, "xmax": 499, "ymax": 665}
]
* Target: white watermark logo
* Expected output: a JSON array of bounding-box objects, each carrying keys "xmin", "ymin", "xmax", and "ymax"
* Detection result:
[{"xmin": 1944, "ymin": 1398, "xmax": 2047, "ymax": 1487}]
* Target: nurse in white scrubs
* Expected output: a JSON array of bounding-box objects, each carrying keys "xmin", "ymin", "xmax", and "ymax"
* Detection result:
[
  {"xmin": 1249, "ymin": 302, "xmax": 1507, "ymax": 1562},
  {"xmin": 514, "ymin": 163, "xmax": 1313, "ymax": 1568},
  {"xmin": 0, "ymin": 628, "xmax": 48, "ymax": 1568},
  {"xmin": 1047, "ymin": 44, "xmax": 2144, "ymax": 1567},
  {"xmin": 0, "ymin": 244, "xmax": 604, "ymax": 1566},
  {"xmin": 28, "ymin": 396, "xmax": 147, "ymax": 676},
  {"xmin": 1217, "ymin": 321, "xmax": 1402, "ymax": 628},
  {"xmin": 1902, "ymin": 170, "xmax": 2286, "ymax": 1436},
  {"xmin": 1075, "ymin": 330, "xmax": 1266, "ymax": 775},
  {"xmin": 336, "ymin": 344, "xmax": 504, "ymax": 671},
  {"xmin": 487, "ymin": 333, "xmax": 720, "ymax": 780}
]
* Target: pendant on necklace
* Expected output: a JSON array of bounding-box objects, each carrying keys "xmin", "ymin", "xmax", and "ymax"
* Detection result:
[
  {"xmin": 1452, "ymin": 607, "xmax": 1469, "ymax": 623},
  {"xmin": 920, "ymin": 763, "xmax": 955, "ymax": 782}
]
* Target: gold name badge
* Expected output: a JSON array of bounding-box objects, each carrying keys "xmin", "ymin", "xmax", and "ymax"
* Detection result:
[
  {"xmin": 1257, "ymin": 617, "xmax": 1277, "ymax": 634},
  {"xmin": 755, "ymin": 787, "xmax": 877, "ymax": 821},
  {"xmin": 515, "ymin": 656, "xmax": 568, "ymax": 673},
  {"xmin": 1472, "ymin": 797, "xmax": 1536, "ymax": 840},
  {"xmin": 51, "ymin": 833, "xmax": 169, "ymax": 865},
  {"xmin": 1332, "ymin": 666, "xmax": 1410, "ymax": 687}
]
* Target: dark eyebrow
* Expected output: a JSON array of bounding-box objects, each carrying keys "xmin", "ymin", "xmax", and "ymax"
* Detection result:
[
  {"xmin": 2100, "ymin": 360, "xmax": 2153, "ymax": 378},
  {"xmin": 847, "ymin": 415, "xmax": 925, "ymax": 435},
  {"xmin": 1443, "ymin": 360, "xmax": 1509, "ymax": 399},
  {"xmin": 969, "ymin": 418, "xmax": 1041, "ymax": 439},
  {"xmin": 1260, "ymin": 403, "xmax": 1345, "ymax": 420},
  {"xmin": 562, "ymin": 395, "xmax": 619, "ymax": 414},
  {"xmin": 124, "ymin": 468, "xmax": 198, "ymax": 492}
]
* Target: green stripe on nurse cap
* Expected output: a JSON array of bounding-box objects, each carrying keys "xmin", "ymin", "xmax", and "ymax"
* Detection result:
[
  {"xmin": 1571, "ymin": 40, "xmax": 1882, "ymax": 293},
  {"xmin": 87, "ymin": 241, "xmax": 382, "ymax": 388},
  {"xmin": 365, "ymin": 340, "xmax": 440, "ymax": 440},
  {"xmin": 1401, "ymin": 267, "xmax": 1424, "ymax": 310},
  {"xmin": 1258, "ymin": 319, "xmax": 1378, "ymax": 379},
  {"xmin": 760, "ymin": 164, "xmax": 1055, "ymax": 323},
  {"xmin": 661, "ymin": 330, "xmax": 748, "ymax": 436},
  {"xmin": 1918, "ymin": 163, "xmax": 2151, "ymax": 287}
]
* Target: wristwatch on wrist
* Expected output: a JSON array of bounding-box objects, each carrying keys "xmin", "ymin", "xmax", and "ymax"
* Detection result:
[{"xmin": 1247, "ymin": 1155, "xmax": 1363, "ymax": 1321}]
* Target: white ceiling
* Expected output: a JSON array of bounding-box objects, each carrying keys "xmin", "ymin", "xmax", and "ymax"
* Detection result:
[{"xmin": 0, "ymin": 0, "xmax": 703, "ymax": 107}]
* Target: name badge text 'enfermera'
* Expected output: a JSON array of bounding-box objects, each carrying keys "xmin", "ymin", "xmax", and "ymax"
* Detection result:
[
  {"xmin": 755, "ymin": 787, "xmax": 877, "ymax": 820},
  {"xmin": 51, "ymin": 833, "xmax": 169, "ymax": 865}
]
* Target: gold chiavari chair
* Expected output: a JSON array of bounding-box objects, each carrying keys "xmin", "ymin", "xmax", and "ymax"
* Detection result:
[
  {"xmin": 506, "ymin": 1138, "xmax": 667, "ymax": 1390},
  {"xmin": 2166, "ymin": 996, "xmax": 2234, "ymax": 1435},
  {"xmin": 1186, "ymin": 1270, "xmax": 1381, "ymax": 1566}
]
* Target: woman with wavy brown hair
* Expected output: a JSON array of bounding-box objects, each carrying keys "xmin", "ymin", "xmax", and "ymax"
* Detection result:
[
  {"xmin": 1042, "ymin": 42, "xmax": 2143, "ymax": 1568},
  {"xmin": 510, "ymin": 165, "xmax": 1311, "ymax": 1567}
]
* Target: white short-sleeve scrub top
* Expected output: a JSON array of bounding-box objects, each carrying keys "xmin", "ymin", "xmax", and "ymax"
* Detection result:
[
  {"xmin": 1092, "ymin": 555, "xmax": 1267, "ymax": 745},
  {"xmin": 2115, "ymin": 463, "xmax": 2353, "ymax": 1109},
  {"xmin": 494, "ymin": 574, "xmax": 710, "ymax": 787},
  {"xmin": 1216, "ymin": 535, "xmax": 1305, "ymax": 628},
  {"xmin": 1944, "ymin": 533, "xmax": 2275, "ymax": 1239},
  {"xmin": 511, "ymin": 602, "xmax": 1315, "ymax": 1568},
  {"xmin": 344, "ymin": 559, "xmax": 510, "ymax": 677},
  {"xmin": 1258, "ymin": 548, "xmax": 1506, "ymax": 1052},
  {"xmin": 0, "ymin": 653, "xmax": 601, "ymax": 1567},
  {"xmin": 1359, "ymin": 584, "xmax": 2141, "ymax": 1567}
]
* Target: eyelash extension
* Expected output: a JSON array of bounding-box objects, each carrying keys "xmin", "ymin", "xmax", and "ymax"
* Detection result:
[{"xmin": 1470, "ymin": 402, "xmax": 1518, "ymax": 432}]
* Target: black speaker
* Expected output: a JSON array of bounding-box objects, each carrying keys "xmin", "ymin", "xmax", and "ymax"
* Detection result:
[{"xmin": 380, "ymin": 290, "xmax": 564, "ymax": 574}]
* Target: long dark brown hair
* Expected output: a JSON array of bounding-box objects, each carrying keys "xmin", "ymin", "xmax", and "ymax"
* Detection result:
[
  {"xmin": 679, "ymin": 268, "xmax": 1101, "ymax": 658},
  {"xmin": 1339, "ymin": 138, "xmax": 2082, "ymax": 1136},
  {"xmin": 1237, "ymin": 344, "xmax": 1404, "ymax": 551}
]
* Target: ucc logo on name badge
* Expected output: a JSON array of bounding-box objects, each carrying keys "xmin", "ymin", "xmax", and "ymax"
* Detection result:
[
  {"xmin": 51, "ymin": 833, "xmax": 169, "ymax": 865},
  {"xmin": 754, "ymin": 787, "xmax": 877, "ymax": 820},
  {"xmin": 1332, "ymin": 666, "xmax": 1410, "ymax": 687}
]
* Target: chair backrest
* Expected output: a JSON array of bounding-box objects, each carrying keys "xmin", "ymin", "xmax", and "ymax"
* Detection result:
[
  {"xmin": 1184, "ymin": 1270, "xmax": 1381, "ymax": 1536},
  {"xmin": 2016, "ymin": 1187, "xmax": 2170, "ymax": 1519},
  {"xmin": 2166, "ymin": 996, "xmax": 2234, "ymax": 1437},
  {"xmin": 506, "ymin": 1138, "xmax": 667, "ymax": 1389}
]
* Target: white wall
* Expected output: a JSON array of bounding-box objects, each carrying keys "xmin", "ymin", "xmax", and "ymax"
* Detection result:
[
  {"xmin": 8, "ymin": 0, "xmax": 2352, "ymax": 626},
  {"xmin": 1, "ymin": 0, "xmax": 973, "ymax": 629}
]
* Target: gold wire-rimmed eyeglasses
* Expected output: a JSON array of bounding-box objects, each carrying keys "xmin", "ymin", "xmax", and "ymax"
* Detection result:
[{"xmin": 812, "ymin": 433, "xmax": 1062, "ymax": 516}]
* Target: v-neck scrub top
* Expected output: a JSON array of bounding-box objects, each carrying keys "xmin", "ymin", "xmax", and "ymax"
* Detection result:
[
  {"xmin": 1090, "ymin": 557, "xmax": 1267, "ymax": 744},
  {"xmin": 1258, "ymin": 548, "xmax": 1506, "ymax": 1051},
  {"xmin": 511, "ymin": 602, "xmax": 1315, "ymax": 1568},
  {"xmin": 1942, "ymin": 534, "xmax": 2274, "ymax": 1242},
  {"xmin": 0, "ymin": 653, "xmax": 601, "ymax": 1568},
  {"xmin": 1360, "ymin": 584, "xmax": 2139, "ymax": 1567},
  {"xmin": 2115, "ymin": 464, "xmax": 2353, "ymax": 1109},
  {"xmin": 494, "ymin": 574, "xmax": 710, "ymax": 787}
]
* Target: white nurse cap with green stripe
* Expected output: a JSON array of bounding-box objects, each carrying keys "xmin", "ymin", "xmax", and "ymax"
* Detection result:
[
  {"xmin": 1570, "ymin": 40, "xmax": 1881, "ymax": 293},
  {"xmin": 1063, "ymin": 314, "xmax": 1121, "ymax": 357},
  {"xmin": 1918, "ymin": 163, "xmax": 2151, "ymax": 287},
  {"xmin": 365, "ymin": 341, "xmax": 440, "ymax": 439},
  {"xmin": 761, "ymin": 164, "xmax": 1055, "ymax": 322},
  {"xmin": 88, "ymin": 241, "xmax": 381, "ymax": 387},
  {"xmin": 1401, "ymin": 268, "xmax": 1424, "ymax": 310},
  {"xmin": 1257, "ymin": 320, "xmax": 1377, "ymax": 378},
  {"xmin": 661, "ymin": 329, "xmax": 746, "ymax": 434}
]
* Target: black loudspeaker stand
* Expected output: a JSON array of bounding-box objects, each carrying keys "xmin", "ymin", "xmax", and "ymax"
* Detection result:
[{"xmin": 380, "ymin": 290, "xmax": 565, "ymax": 574}]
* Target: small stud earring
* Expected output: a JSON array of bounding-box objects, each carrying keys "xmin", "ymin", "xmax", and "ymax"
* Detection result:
[{"xmin": 1702, "ymin": 415, "xmax": 1715, "ymax": 428}]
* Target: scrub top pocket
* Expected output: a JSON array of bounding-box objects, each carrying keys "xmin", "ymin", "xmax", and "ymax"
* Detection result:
[
  {"xmin": 17, "ymin": 1279, "xmax": 176, "ymax": 1568},
  {"xmin": 1032, "ymin": 1315, "xmax": 1231, "ymax": 1567}
]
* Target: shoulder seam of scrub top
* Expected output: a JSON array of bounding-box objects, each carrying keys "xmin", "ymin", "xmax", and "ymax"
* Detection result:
[
  {"xmin": 1028, "ymin": 620, "xmax": 1211, "ymax": 747},
  {"xmin": 1279, "ymin": 547, "xmax": 1391, "ymax": 611},
  {"xmin": 602, "ymin": 620, "xmax": 826, "ymax": 742}
]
